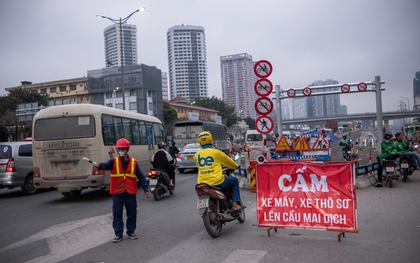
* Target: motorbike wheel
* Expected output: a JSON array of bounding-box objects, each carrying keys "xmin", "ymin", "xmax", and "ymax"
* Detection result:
[
  {"xmin": 388, "ymin": 175, "xmax": 393, "ymax": 188},
  {"xmin": 236, "ymin": 203, "xmax": 245, "ymax": 223},
  {"xmin": 203, "ymin": 199, "xmax": 222, "ymax": 238},
  {"xmin": 153, "ymin": 186, "xmax": 162, "ymax": 201},
  {"xmin": 402, "ymin": 169, "xmax": 409, "ymax": 182}
]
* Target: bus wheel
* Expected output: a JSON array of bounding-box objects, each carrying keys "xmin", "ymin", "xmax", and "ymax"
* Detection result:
[{"xmin": 179, "ymin": 169, "xmax": 185, "ymax": 173}]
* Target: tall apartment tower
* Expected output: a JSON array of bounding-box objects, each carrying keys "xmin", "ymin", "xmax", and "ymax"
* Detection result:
[
  {"xmin": 307, "ymin": 79, "xmax": 341, "ymax": 118},
  {"xmin": 167, "ymin": 25, "xmax": 208, "ymax": 101},
  {"xmin": 220, "ymin": 53, "xmax": 257, "ymax": 120},
  {"xmin": 103, "ymin": 23, "xmax": 138, "ymax": 67}
]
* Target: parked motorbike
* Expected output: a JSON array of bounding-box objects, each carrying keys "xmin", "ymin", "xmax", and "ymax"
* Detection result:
[
  {"xmin": 148, "ymin": 168, "xmax": 174, "ymax": 201},
  {"xmin": 195, "ymin": 168, "xmax": 245, "ymax": 238},
  {"xmin": 382, "ymin": 159, "xmax": 399, "ymax": 188},
  {"xmin": 399, "ymin": 153, "xmax": 414, "ymax": 182}
]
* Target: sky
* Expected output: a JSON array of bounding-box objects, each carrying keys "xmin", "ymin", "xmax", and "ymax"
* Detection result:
[{"xmin": 1, "ymin": 0, "xmax": 419, "ymax": 115}]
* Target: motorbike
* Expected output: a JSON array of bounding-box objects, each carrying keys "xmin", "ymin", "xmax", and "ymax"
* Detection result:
[
  {"xmin": 148, "ymin": 168, "xmax": 174, "ymax": 201},
  {"xmin": 399, "ymin": 153, "xmax": 414, "ymax": 183},
  {"xmin": 340, "ymin": 140, "xmax": 358, "ymax": 161},
  {"xmin": 382, "ymin": 159, "xmax": 399, "ymax": 188},
  {"xmin": 195, "ymin": 168, "xmax": 245, "ymax": 238}
]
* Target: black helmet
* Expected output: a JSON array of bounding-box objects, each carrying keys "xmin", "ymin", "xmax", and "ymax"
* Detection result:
[
  {"xmin": 172, "ymin": 141, "xmax": 176, "ymax": 146},
  {"xmin": 384, "ymin": 133, "xmax": 392, "ymax": 140},
  {"xmin": 342, "ymin": 134, "xmax": 347, "ymax": 138},
  {"xmin": 158, "ymin": 142, "xmax": 166, "ymax": 149}
]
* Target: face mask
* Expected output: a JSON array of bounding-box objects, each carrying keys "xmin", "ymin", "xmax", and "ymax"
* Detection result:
[
  {"xmin": 385, "ymin": 140, "xmax": 390, "ymax": 143},
  {"xmin": 118, "ymin": 151, "xmax": 126, "ymax": 157}
]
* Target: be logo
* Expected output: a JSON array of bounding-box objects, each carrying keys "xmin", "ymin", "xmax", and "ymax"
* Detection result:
[{"xmin": 197, "ymin": 154, "xmax": 214, "ymax": 167}]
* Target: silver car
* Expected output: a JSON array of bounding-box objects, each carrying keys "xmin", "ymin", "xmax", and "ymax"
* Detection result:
[
  {"xmin": 176, "ymin": 143, "xmax": 202, "ymax": 173},
  {"xmin": 0, "ymin": 141, "xmax": 37, "ymax": 195}
]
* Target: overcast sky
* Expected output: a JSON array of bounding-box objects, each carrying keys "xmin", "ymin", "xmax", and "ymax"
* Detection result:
[{"xmin": 1, "ymin": 0, "xmax": 419, "ymax": 114}]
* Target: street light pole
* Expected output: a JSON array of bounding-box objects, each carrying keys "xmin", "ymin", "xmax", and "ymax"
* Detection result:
[
  {"xmin": 97, "ymin": 7, "xmax": 145, "ymax": 111},
  {"xmin": 401, "ymin": 96, "xmax": 410, "ymax": 125}
]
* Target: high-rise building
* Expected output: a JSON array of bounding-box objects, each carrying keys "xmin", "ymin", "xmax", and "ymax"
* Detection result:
[
  {"xmin": 161, "ymin": 72, "xmax": 169, "ymax": 100},
  {"xmin": 167, "ymin": 25, "xmax": 208, "ymax": 102},
  {"xmin": 220, "ymin": 53, "xmax": 257, "ymax": 119},
  {"xmin": 307, "ymin": 79, "xmax": 341, "ymax": 117},
  {"xmin": 103, "ymin": 23, "xmax": 138, "ymax": 68}
]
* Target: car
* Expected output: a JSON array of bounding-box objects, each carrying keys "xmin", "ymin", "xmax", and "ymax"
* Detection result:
[
  {"xmin": 0, "ymin": 141, "xmax": 37, "ymax": 195},
  {"xmin": 175, "ymin": 143, "xmax": 202, "ymax": 173}
]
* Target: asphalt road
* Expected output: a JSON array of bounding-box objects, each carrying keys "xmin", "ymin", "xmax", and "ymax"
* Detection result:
[{"xmin": 1, "ymin": 140, "xmax": 419, "ymax": 263}]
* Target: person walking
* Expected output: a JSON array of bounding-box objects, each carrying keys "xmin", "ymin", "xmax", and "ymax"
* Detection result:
[{"xmin": 95, "ymin": 138, "xmax": 150, "ymax": 243}]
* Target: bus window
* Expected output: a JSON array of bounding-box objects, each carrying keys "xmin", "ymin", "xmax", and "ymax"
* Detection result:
[
  {"xmin": 34, "ymin": 116, "xmax": 95, "ymax": 141},
  {"xmin": 131, "ymin": 120, "xmax": 140, "ymax": 145},
  {"xmin": 113, "ymin": 117, "xmax": 123, "ymax": 141},
  {"xmin": 122, "ymin": 118, "xmax": 133, "ymax": 144},
  {"xmin": 153, "ymin": 123, "xmax": 165, "ymax": 144},
  {"xmin": 139, "ymin": 121, "xmax": 147, "ymax": 145}
]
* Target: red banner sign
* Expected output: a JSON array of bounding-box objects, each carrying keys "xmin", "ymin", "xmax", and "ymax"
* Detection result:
[{"xmin": 256, "ymin": 162, "xmax": 357, "ymax": 232}]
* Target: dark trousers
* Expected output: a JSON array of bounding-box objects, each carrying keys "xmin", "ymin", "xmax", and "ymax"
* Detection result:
[
  {"xmin": 376, "ymin": 155, "xmax": 400, "ymax": 183},
  {"xmin": 112, "ymin": 191, "xmax": 137, "ymax": 237}
]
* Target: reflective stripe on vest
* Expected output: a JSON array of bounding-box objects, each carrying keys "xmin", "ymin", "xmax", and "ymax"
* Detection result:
[{"xmin": 111, "ymin": 157, "xmax": 136, "ymax": 179}]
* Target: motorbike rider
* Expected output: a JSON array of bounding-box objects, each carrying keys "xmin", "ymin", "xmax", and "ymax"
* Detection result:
[
  {"xmin": 339, "ymin": 134, "xmax": 351, "ymax": 150},
  {"xmin": 395, "ymin": 132, "xmax": 420, "ymax": 170},
  {"xmin": 168, "ymin": 141, "xmax": 180, "ymax": 159},
  {"xmin": 151, "ymin": 142, "xmax": 175, "ymax": 186},
  {"xmin": 195, "ymin": 131, "xmax": 243, "ymax": 211},
  {"xmin": 375, "ymin": 133, "xmax": 400, "ymax": 187}
]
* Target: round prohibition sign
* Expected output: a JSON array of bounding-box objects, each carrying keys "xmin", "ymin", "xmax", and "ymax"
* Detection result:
[
  {"xmin": 287, "ymin": 88, "xmax": 296, "ymax": 98},
  {"xmin": 255, "ymin": 115, "xmax": 274, "ymax": 134},
  {"xmin": 302, "ymin": 87, "xmax": 312, "ymax": 96},
  {"xmin": 357, "ymin": 82, "xmax": 367, "ymax": 92},
  {"xmin": 254, "ymin": 79, "xmax": 273, "ymax": 96},
  {"xmin": 254, "ymin": 60, "xmax": 273, "ymax": 78},
  {"xmin": 254, "ymin": 97, "xmax": 274, "ymax": 115},
  {"xmin": 341, "ymin": 84, "xmax": 351, "ymax": 93}
]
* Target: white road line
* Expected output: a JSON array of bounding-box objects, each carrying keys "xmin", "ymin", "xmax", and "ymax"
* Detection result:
[
  {"xmin": 222, "ymin": 249, "xmax": 267, "ymax": 263},
  {"xmin": 0, "ymin": 213, "xmax": 113, "ymax": 263}
]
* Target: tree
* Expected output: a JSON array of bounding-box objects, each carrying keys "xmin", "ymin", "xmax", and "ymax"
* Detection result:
[
  {"xmin": 193, "ymin": 96, "xmax": 238, "ymax": 127},
  {"xmin": 243, "ymin": 117, "xmax": 255, "ymax": 129},
  {"xmin": 162, "ymin": 103, "xmax": 178, "ymax": 139},
  {"xmin": 0, "ymin": 88, "xmax": 49, "ymax": 141}
]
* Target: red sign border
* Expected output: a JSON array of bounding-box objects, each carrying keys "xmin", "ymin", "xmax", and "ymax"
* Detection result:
[
  {"xmin": 341, "ymin": 84, "xmax": 351, "ymax": 93},
  {"xmin": 302, "ymin": 87, "xmax": 312, "ymax": 96},
  {"xmin": 255, "ymin": 115, "xmax": 274, "ymax": 134},
  {"xmin": 254, "ymin": 60, "xmax": 273, "ymax": 78},
  {"xmin": 255, "ymin": 97, "xmax": 274, "ymax": 115},
  {"xmin": 287, "ymin": 88, "xmax": 296, "ymax": 98},
  {"xmin": 254, "ymin": 79, "xmax": 273, "ymax": 96},
  {"xmin": 357, "ymin": 82, "xmax": 367, "ymax": 92}
]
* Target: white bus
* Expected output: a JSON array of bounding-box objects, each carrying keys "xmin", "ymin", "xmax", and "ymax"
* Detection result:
[
  {"xmin": 32, "ymin": 104, "xmax": 164, "ymax": 196},
  {"xmin": 173, "ymin": 120, "xmax": 230, "ymax": 154}
]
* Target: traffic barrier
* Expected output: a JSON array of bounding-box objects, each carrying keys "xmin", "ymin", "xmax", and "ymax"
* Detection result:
[{"xmin": 249, "ymin": 160, "xmax": 256, "ymax": 193}]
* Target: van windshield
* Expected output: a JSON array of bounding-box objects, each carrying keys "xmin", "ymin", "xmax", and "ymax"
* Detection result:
[
  {"xmin": 34, "ymin": 116, "xmax": 95, "ymax": 141},
  {"xmin": 247, "ymin": 134, "xmax": 263, "ymax": 142}
]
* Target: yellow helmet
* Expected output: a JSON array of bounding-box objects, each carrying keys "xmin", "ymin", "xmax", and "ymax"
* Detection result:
[{"xmin": 197, "ymin": 131, "xmax": 214, "ymax": 147}]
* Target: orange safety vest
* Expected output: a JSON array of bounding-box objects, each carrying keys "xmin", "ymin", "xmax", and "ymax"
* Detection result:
[{"xmin": 110, "ymin": 157, "xmax": 138, "ymax": 195}]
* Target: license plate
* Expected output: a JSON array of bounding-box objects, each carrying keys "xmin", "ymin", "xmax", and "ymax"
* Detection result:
[
  {"xmin": 197, "ymin": 198, "xmax": 209, "ymax": 209},
  {"xmin": 60, "ymin": 162, "xmax": 73, "ymax": 170},
  {"xmin": 347, "ymin": 151, "xmax": 352, "ymax": 154},
  {"xmin": 149, "ymin": 179, "xmax": 157, "ymax": 186},
  {"xmin": 401, "ymin": 163, "xmax": 409, "ymax": 168},
  {"xmin": 186, "ymin": 156, "xmax": 194, "ymax": 160},
  {"xmin": 386, "ymin": 167, "xmax": 395, "ymax": 172}
]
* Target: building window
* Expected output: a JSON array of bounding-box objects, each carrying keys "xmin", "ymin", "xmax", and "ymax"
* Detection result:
[
  {"xmin": 149, "ymin": 102, "xmax": 153, "ymax": 111},
  {"xmin": 70, "ymin": 85, "xmax": 76, "ymax": 91},
  {"xmin": 129, "ymin": 102, "xmax": 137, "ymax": 110},
  {"xmin": 106, "ymin": 103, "xmax": 113, "ymax": 108},
  {"xmin": 50, "ymin": 87, "xmax": 56, "ymax": 93},
  {"xmin": 116, "ymin": 103, "xmax": 123, "ymax": 110},
  {"xmin": 130, "ymin": 90, "xmax": 136, "ymax": 96},
  {"xmin": 60, "ymin": 86, "xmax": 66, "ymax": 92},
  {"xmin": 40, "ymin": 88, "xmax": 47, "ymax": 94}
]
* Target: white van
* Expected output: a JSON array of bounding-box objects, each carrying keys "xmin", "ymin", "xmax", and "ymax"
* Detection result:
[{"xmin": 244, "ymin": 130, "xmax": 275, "ymax": 150}]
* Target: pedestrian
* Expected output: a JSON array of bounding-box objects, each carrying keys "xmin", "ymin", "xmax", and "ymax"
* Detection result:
[{"xmin": 95, "ymin": 138, "xmax": 150, "ymax": 243}]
